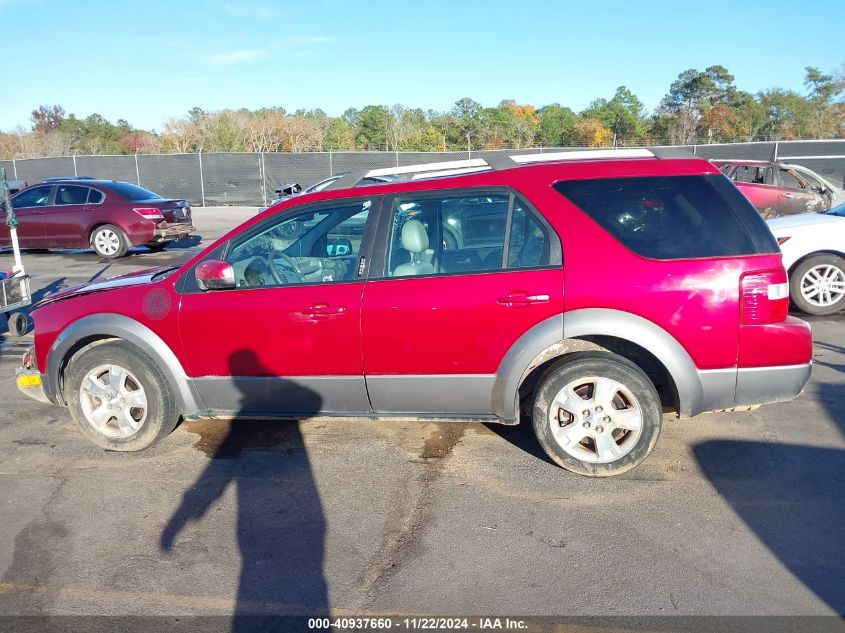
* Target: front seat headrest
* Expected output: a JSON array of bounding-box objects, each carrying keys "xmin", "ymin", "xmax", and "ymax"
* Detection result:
[{"xmin": 401, "ymin": 219, "xmax": 429, "ymax": 254}]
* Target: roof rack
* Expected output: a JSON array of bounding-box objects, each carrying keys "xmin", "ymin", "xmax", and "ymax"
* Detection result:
[{"xmin": 322, "ymin": 147, "xmax": 695, "ymax": 192}]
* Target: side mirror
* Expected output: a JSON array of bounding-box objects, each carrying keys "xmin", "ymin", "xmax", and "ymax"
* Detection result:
[
  {"xmin": 195, "ymin": 260, "xmax": 235, "ymax": 291},
  {"xmin": 326, "ymin": 237, "xmax": 352, "ymax": 257}
]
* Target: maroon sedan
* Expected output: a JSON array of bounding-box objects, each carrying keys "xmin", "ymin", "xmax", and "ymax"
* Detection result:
[{"xmin": 0, "ymin": 179, "xmax": 196, "ymax": 258}]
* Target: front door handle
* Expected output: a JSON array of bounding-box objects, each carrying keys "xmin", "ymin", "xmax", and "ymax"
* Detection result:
[
  {"xmin": 780, "ymin": 192, "xmax": 795, "ymax": 199},
  {"xmin": 302, "ymin": 303, "xmax": 347, "ymax": 317},
  {"xmin": 497, "ymin": 292, "xmax": 551, "ymax": 307}
]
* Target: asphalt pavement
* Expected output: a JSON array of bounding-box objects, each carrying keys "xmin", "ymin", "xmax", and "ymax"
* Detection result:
[{"xmin": 0, "ymin": 207, "xmax": 843, "ymax": 626}]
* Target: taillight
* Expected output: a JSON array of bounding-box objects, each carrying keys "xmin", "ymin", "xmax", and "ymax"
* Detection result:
[
  {"xmin": 133, "ymin": 207, "xmax": 164, "ymax": 220},
  {"xmin": 741, "ymin": 270, "xmax": 789, "ymax": 324}
]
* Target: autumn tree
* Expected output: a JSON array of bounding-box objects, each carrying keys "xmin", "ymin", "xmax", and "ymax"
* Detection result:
[
  {"xmin": 119, "ymin": 131, "xmax": 160, "ymax": 154},
  {"xmin": 571, "ymin": 118, "xmax": 612, "ymax": 147},
  {"xmin": 31, "ymin": 105, "xmax": 66, "ymax": 133}
]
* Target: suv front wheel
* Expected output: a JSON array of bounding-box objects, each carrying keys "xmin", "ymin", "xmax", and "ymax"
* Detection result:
[
  {"xmin": 532, "ymin": 352, "xmax": 662, "ymax": 476},
  {"xmin": 65, "ymin": 341, "xmax": 179, "ymax": 451}
]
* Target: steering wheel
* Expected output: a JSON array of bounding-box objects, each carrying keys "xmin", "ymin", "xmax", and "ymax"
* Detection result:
[{"xmin": 267, "ymin": 250, "xmax": 302, "ymax": 285}]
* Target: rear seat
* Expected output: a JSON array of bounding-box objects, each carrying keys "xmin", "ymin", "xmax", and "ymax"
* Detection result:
[{"xmin": 440, "ymin": 248, "xmax": 502, "ymax": 273}]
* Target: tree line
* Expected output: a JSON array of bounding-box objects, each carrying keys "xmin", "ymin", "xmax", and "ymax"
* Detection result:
[{"xmin": 1, "ymin": 64, "xmax": 842, "ymax": 159}]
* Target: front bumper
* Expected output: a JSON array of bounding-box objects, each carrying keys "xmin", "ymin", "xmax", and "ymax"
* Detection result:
[
  {"xmin": 15, "ymin": 367, "xmax": 52, "ymax": 404},
  {"xmin": 15, "ymin": 346, "xmax": 53, "ymax": 405}
]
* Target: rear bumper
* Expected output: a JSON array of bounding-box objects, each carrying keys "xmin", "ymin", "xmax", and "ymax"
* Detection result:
[
  {"xmin": 735, "ymin": 362, "xmax": 812, "ymax": 407},
  {"xmin": 696, "ymin": 361, "xmax": 812, "ymax": 415},
  {"xmin": 126, "ymin": 222, "xmax": 196, "ymax": 247},
  {"xmin": 151, "ymin": 223, "xmax": 196, "ymax": 242}
]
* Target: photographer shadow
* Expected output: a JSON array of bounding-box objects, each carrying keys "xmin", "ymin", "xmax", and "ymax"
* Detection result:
[{"xmin": 160, "ymin": 350, "xmax": 328, "ymax": 629}]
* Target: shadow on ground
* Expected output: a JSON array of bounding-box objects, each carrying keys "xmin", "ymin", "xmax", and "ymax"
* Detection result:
[
  {"xmin": 159, "ymin": 350, "xmax": 328, "ymax": 629},
  {"xmin": 694, "ymin": 380, "xmax": 845, "ymax": 614}
]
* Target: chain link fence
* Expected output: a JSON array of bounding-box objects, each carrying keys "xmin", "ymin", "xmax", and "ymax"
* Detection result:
[{"xmin": 2, "ymin": 140, "xmax": 844, "ymax": 207}]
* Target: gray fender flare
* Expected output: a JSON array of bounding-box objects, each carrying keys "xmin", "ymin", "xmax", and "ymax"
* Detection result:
[
  {"xmin": 492, "ymin": 309, "xmax": 706, "ymax": 421},
  {"xmin": 45, "ymin": 313, "xmax": 202, "ymax": 415}
]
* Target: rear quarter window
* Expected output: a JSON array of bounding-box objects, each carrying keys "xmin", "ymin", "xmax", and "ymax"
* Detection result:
[{"xmin": 554, "ymin": 174, "xmax": 778, "ymax": 259}]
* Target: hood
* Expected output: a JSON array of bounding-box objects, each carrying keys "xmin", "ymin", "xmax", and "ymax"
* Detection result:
[
  {"xmin": 766, "ymin": 213, "xmax": 845, "ymax": 233},
  {"xmin": 33, "ymin": 266, "xmax": 172, "ymax": 309}
]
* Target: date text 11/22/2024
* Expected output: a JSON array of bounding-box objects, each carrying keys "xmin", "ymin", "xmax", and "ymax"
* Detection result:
[{"xmin": 307, "ymin": 617, "xmax": 528, "ymax": 630}]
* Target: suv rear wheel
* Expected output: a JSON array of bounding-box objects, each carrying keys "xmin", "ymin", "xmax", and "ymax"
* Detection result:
[
  {"xmin": 65, "ymin": 341, "xmax": 179, "ymax": 451},
  {"xmin": 532, "ymin": 352, "xmax": 662, "ymax": 476},
  {"xmin": 790, "ymin": 253, "xmax": 845, "ymax": 316}
]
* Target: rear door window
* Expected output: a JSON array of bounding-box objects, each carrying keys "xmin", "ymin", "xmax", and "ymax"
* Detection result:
[
  {"xmin": 555, "ymin": 175, "xmax": 776, "ymax": 259},
  {"xmin": 730, "ymin": 164, "xmax": 774, "ymax": 185},
  {"xmin": 55, "ymin": 185, "xmax": 89, "ymax": 205},
  {"xmin": 384, "ymin": 191, "xmax": 558, "ymax": 277}
]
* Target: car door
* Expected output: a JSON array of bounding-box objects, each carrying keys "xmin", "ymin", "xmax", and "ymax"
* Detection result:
[
  {"xmin": 361, "ymin": 189, "xmax": 564, "ymax": 417},
  {"xmin": 0, "ymin": 185, "xmax": 51, "ymax": 248},
  {"xmin": 776, "ymin": 167, "xmax": 821, "ymax": 215},
  {"xmin": 790, "ymin": 168, "xmax": 832, "ymax": 211},
  {"xmin": 40, "ymin": 184, "xmax": 94, "ymax": 247},
  {"xmin": 177, "ymin": 196, "xmax": 381, "ymax": 416},
  {"xmin": 726, "ymin": 163, "xmax": 781, "ymax": 217}
]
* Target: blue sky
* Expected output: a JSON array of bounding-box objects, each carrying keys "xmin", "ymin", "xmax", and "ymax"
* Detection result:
[{"xmin": 2, "ymin": 0, "xmax": 843, "ymax": 132}]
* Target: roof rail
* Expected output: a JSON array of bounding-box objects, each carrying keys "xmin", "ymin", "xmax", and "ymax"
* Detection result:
[
  {"xmin": 509, "ymin": 148, "xmax": 654, "ymax": 163},
  {"xmin": 321, "ymin": 147, "xmax": 694, "ymax": 192}
]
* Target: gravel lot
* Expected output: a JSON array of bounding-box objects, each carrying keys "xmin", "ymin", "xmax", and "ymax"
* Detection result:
[{"xmin": 0, "ymin": 206, "xmax": 843, "ymax": 625}]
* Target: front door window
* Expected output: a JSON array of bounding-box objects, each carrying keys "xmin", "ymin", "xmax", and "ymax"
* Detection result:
[{"xmin": 227, "ymin": 200, "xmax": 372, "ymax": 288}]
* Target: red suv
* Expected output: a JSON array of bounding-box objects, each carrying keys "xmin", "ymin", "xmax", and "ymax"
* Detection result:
[
  {"xmin": 0, "ymin": 179, "xmax": 196, "ymax": 258},
  {"xmin": 15, "ymin": 150, "xmax": 813, "ymax": 476}
]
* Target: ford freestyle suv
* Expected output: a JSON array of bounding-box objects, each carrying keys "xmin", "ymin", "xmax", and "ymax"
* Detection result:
[{"xmin": 15, "ymin": 149, "xmax": 813, "ymax": 476}]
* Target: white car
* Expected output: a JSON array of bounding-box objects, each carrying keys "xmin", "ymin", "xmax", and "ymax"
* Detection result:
[{"xmin": 767, "ymin": 212, "xmax": 845, "ymax": 315}]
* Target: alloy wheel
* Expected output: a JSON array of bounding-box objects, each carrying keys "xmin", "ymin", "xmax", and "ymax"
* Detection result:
[
  {"xmin": 548, "ymin": 375, "xmax": 643, "ymax": 463},
  {"xmin": 79, "ymin": 364, "xmax": 148, "ymax": 438},
  {"xmin": 800, "ymin": 264, "xmax": 845, "ymax": 308}
]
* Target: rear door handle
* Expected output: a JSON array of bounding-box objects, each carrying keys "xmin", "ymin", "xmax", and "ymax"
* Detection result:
[
  {"xmin": 302, "ymin": 303, "xmax": 347, "ymax": 317},
  {"xmin": 497, "ymin": 292, "xmax": 550, "ymax": 307},
  {"xmin": 780, "ymin": 192, "xmax": 795, "ymax": 199}
]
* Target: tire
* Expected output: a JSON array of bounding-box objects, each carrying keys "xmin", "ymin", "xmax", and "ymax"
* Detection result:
[
  {"xmin": 90, "ymin": 224, "xmax": 129, "ymax": 259},
  {"xmin": 64, "ymin": 341, "xmax": 179, "ymax": 451},
  {"xmin": 789, "ymin": 253, "xmax": 845, "ymax": 316},
  {"xmin": 532, "ymin": 351, "xmax": 662, "ymax": 477},
  {"xmin": 7, "ymin": 312, "xmax": 29, "ymax": 337}
]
